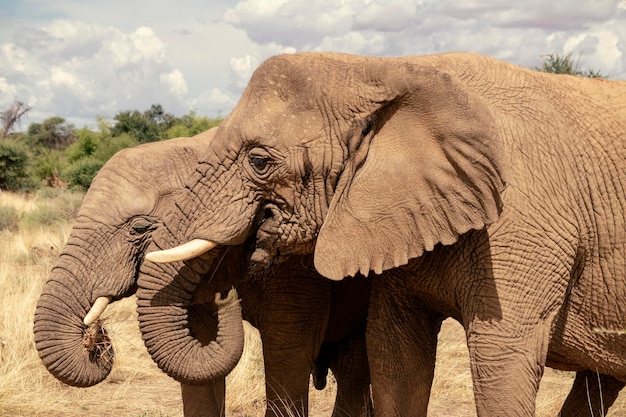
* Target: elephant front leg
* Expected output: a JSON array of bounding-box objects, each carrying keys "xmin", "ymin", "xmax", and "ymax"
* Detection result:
[
  {"xmin": 263, "ymin": 346, "xmax": 315, "ymax": 417},
  {"xmin": 467, "ymin": 320, "xmax": 552, "ymax": 417},
  {"xmin": 559, "ymin": 370, "xmax": 625, "ymax": 417},
  {"xmin": 367, "ymin": 281, "xmax": 443, "ymax": 417}
]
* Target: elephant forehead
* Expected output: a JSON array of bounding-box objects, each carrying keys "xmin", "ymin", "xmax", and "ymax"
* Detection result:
[
  {"xmin": 238, "ymin": 105, "xmax": 328, "ymax": 149},
  {"xmin": 80, "ymin": 171, "xmax": 155, "ymax": 222}
]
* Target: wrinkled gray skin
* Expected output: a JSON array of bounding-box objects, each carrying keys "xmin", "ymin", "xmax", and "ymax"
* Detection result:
[
  {"xmin": 153, "ymin": 52, "xmax": 626, "ymax": 417},
  {"xmin": 33, "ymin": 129, "xmax": 372, "ymax": 417}
]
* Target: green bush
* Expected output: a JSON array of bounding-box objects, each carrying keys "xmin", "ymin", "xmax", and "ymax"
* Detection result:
[
  {"xmin": 62, "ymin": 157, "xmax": 104, "ymax": 191},
  {"xmin": 164, "ymin": 113, "xmax": 222, "ymax": 139},
  {"xmin": 93, "ymin": 133, "xmax": 139, "ymax": 161},
  {"xmin": 0, "ymin": 139, "xmax": 33, "ymax": 191},
  {"xmin": 65, "ymin": 128, "xmax": 100, "ymax": 163},
  {"xmin": 30, "ymin": 149, "xmax": 66, "ymax": 186},
  {"xmin": 0, "ymin": 205, "xmax": 20, "ymax": 231}
]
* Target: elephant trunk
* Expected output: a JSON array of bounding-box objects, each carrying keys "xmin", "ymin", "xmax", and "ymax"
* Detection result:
[
  {"xmin": 136, "ymin": 259, "xmax": 244, "ymax": 385},
  {"xmin": 33, "ymin": 265, "xmax": 114, "ymax": 387}
]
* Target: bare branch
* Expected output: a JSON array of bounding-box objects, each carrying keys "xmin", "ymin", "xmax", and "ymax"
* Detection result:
[{"xmin": 1, "ymin": 100, "xmax": 32, "ymax": 138}]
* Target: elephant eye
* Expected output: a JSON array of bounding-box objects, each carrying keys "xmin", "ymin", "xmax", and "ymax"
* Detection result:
[
  {"xmin": 248, "ymin": 148, "xmax": 273, "ymax": 176},
  {"xmin": 133, "ymin": 225, "xmax": 150, "ymax": 234},
  {"xmin": 250, "ymin": 156, "xmax": 269, "ymax": 171},
  {"xmin": 130, "ymin": 218, "xmax": 153, "ymax": 235}
]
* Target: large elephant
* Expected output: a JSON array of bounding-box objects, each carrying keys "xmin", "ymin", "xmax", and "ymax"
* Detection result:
[
  {"xmin": 146, "ymin": 52, "xmax": 626, "ymax": 417},
  {"xmin": 33, "ymin": 129, "xmax": 372, "ymax": 417}
]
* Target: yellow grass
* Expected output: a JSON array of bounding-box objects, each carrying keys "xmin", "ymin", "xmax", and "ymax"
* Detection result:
[{"xmin": 1, "ymin": 189, "xmax": 625, "ymax": 416}]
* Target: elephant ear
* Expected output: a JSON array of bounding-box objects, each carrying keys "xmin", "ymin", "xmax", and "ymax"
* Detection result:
[{"xmin": 315, "ymin": 62, "xmax": 510, "ymax": 280}]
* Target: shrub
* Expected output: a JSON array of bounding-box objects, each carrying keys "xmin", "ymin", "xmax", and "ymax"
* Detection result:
[
  {"xmin": 0, "ymin": 139, "xmax": 35, "ymax": 191},
  {"xmin": 93, "ymin": 133, "xmax": 139, "ymax": 162},
  {"xmin": 65, "ymin": 128, "xmax": 100, "ymax": 163},
  {"xmin": 30, "ymin": 149, "xmax": 67, "ymax": 187},
  {"xmin": 0, "ymin": 205, "xmax": 19, "ymax": 231},
  {"xmin": 62, "ymin": 157, "xmax": 104, "ymax": 191}
]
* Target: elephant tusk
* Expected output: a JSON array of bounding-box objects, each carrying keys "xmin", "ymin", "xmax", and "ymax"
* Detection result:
[
  {"xmin": 83, "ymin": 296, "xmax": 112, "ymax": 326},
  {"xmin": 145, "ymin": 239, "xmax": 217, "ymax": 263}
]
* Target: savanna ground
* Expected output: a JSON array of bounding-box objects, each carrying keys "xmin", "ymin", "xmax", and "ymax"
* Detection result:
[{"xmin": 1, "ymin": 189, "xmax": 625, "ymax": 416}]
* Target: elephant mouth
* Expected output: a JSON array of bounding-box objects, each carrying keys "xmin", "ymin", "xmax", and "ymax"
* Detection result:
[{"xmin": 248, "ymin": 203, "xmax": 283, "ymax": 266}]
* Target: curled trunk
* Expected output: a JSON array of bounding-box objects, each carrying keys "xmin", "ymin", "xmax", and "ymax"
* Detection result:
[
  {"xmin": 137, "ymin": 260, "xmax": 244, "ymax": 385},
  {"xmin": 33, "ymin": 267, "xmax": 114, "ymax": 387}
]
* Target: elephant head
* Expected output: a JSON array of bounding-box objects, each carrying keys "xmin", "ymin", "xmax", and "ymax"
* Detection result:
[
  {"xmin": 33, "ymin": 128, "xmax": 244, "ymax": 387},
  {"xmin": 147, "ymin": 52, "xmax": 510, "ymax": 280}
]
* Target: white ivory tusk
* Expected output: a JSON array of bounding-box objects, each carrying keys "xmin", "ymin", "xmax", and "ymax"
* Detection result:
[
  {"xmin": 83, "ymin": 296, "xmax": 112, "ymax": 326},
  {"xmin": 145, "ymin": 239, "xmax": 217, "ymax": 263}
]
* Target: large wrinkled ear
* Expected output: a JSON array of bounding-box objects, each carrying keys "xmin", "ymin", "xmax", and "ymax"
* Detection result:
[{"xmin": 315, "ymin": 62, "xmax": 510, "ymax": 280}]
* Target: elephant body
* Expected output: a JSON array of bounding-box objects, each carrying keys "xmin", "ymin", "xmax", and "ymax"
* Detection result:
[
  {"xmin": 363, "ymin": 54, "xmax": 626, "ymax": 417},
  {"xmin": 148, "ymin": 52, "xmax": 626, "ymax": 417},
  {"xmin": 33, "ymin": 130, "xmax": 372, "ymax": 417}
]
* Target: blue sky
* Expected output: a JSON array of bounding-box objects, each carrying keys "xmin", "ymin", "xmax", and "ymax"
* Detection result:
[{"xmin": 1, "ymin": 0, "xmax": 625, "ymax": 129}]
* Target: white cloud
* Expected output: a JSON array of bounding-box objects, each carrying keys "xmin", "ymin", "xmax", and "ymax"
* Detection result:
[
  {"xmin": 229, "ymin": 43, "xmax": 297, "ymax": 90},
  {"xmin": 99, "ymin": 26, "xmax": 166, "ymax": 68},
  {"xmin": 353, "ymin": 0, "xmax": 419, "ymax": 32},
  {"xmin": 574, "ymin": 26, "xmax": 623, "ymax": 75},
  {"xmin": 223, "ymin": 0, "xmax": 359, "ymax": 48},
  {"xmin": 160, "ymin": 69, "xmax": 188, "ymax": 98},
  {"xmin": 0, "ymin": 19, "xmax": 232, "ymax": 127},
  {"xmin": 0, "ymin": 78, "xmax": 18, "ymax": 102},
  {"xmin": 1, "ymin": 0, "xmax": 625, "ymax": 127},
  {"xmin": 230, "ymin": 54, "xmax": 260, "ymax": 89},
  {"xmin": 219, "ymin": 0, "xmax": 626, "ymax": 80},
  {"xmin": 189, "ymin": 87, "xmax": 237, "ymax": 117}
]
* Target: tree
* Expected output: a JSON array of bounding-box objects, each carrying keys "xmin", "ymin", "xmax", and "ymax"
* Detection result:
[
  {"xmin": 535, "ymin": 52, "xmax": 606, "ymax": 78},
  {"xmin": 110, "ymin": 104, "xmax": 179, "ymax": 143},
  {"xmin": 1, "ymin": 100, "xmax": 31, "ymax": 138},
  {"xmin": 0, "ymin": 139, "xmax": 33, "ymax": 190},
  {"xmin": 165, "ymin": 110, "xmax": 222, "ymax": 139},
  {"xmin": 25, "ymin": 117, "xmax": 76, "ymax": 150}
]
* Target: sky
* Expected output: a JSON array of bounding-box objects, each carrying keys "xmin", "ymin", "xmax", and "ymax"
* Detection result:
[{"xmin": 1, "ymin": 0, "xmax": 625, "ymax": 129}]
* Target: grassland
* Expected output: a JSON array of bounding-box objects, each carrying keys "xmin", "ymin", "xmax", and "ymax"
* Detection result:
[{"xmin": 0, "ymin": 189, "xmax": 624, "ymax": 416}]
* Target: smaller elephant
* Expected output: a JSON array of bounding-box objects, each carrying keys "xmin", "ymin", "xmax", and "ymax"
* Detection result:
[{"xmin": 33, "ymin": 129, "xmax": 372, "ymax": 417}]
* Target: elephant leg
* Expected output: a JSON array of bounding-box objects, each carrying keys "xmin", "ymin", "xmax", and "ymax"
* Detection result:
[
  {"xmin": 329, "ymin": 329, "xmax": 373, "ymax": 417},
  {"xmin": 367, "ymin": 278, "xmax": 442, "ymax": 417},
  {"xmin": 249, "ymin": 273, "xmax": 332, "ymax": 417},
  {"xmin": 181, "ymin": 303, "xmax": 225, "ymax": 417},
  {"xmin": 263, "ymin": 347, "xmax": 314, "ymax": 417},
  {"xmin": 559, "ymin": 370, "xmax": 625, "ymax": 417},
  {"xmin": 468, "ymin": 320, "xmax": 553, "ymax": 417}
]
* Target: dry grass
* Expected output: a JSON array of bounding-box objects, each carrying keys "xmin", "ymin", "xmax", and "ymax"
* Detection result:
[{"xmin": 1, "ymin": 189, "xmax": 625, "ymax": 416}]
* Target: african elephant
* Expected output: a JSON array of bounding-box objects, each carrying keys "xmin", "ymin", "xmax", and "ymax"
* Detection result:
[
  {"xmin": 146, "ymin": 52, "xmax": 626, "ymax": 417},
  {"xmin": 33, "ymin": 129, "xmax": 372, "ymax": 417}
]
